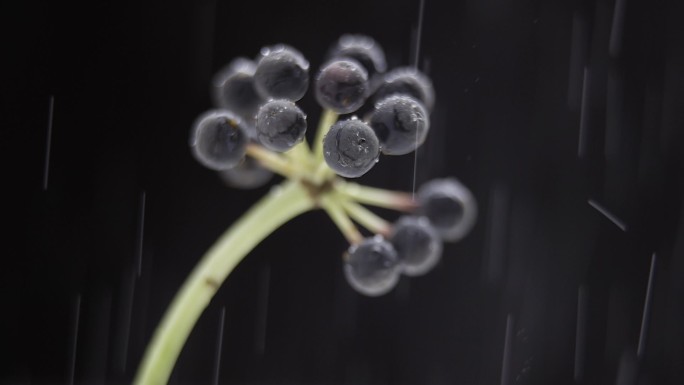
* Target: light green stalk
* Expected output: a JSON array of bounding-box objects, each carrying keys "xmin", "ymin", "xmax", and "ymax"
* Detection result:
[{"xmin": 133, "ymin": 180, "xmax": 314, "ymax": 385}]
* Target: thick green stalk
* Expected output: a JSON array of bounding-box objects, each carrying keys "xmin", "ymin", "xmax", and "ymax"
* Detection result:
[{"xmin": 133, "ymin": 180, "xmax": 314, "ymax": 385}]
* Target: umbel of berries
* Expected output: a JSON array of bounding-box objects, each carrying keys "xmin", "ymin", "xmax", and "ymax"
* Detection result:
[{"xmin": 134, "ymin": 35, "xmax": 478, "ymax": 385}]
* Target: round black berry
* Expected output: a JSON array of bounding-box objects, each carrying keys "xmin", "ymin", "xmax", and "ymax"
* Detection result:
[
  {"xmin": 417, "ymin": 178, "xmax": 477, "ymax": 242},
  {"xmin": 255, "ymin": 99, "xmax": 307, "ymax": 152},
  {"xmin": 390, "ymin": 216, "xmax": 443, "ymax": 276},
  {"xmin": 369, "ymin": 95, "xmax": 430, "ymax": 155},
  {"xmin": 323, "ymin": 118, "xmax": 380, "ymax": 178},
  {"xmin": 344, "ymin": 236, "xmax": 401, "ymax": 296},
  {"xmin": 253, "ymin": 44, "xmax": 309, "ymax": 101},
  {"xmin": 315, "ymin": 59, "xmax": 369, "ymax": 114},
  {"xmin": 189, "ymin": 110, "xmax": 249, "ymax": 171}
]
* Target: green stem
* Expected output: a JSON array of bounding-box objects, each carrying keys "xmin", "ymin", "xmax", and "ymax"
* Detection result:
[
  {"xmin": 320, "ymin": 194, "xmax": 363, "ymax": 245},
  {"xmin": 284, "ymin": 139, "xmax": 313, "ymax": 169},
  {"xmin": 246, "ymin": 143, "xmax": 301, "ymax": 179},
  {"xmin": 312, "ymin": 161, "xmax": 333, "ymax": 185},
  {"xmin": 133, "ymin": 180, "xmax": 314, "ymax": 385}
]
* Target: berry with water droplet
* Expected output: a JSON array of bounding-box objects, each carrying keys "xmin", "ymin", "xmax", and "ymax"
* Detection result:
[
  {"xmin": 323, "ymin": 118, "xmax": 380, "ymax": 178},
  {"xmin": 255, "ymin": 99, "xmax": 307, "ymax": 152},
  {"xmin": 369, "ymin": 95, "xmax": 430, "ymax": 155},
  {"xmin": 254, "ymin": 44, "xmax": 309, "ymax": 101}
]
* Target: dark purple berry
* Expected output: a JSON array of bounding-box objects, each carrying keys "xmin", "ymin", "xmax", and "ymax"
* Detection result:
[
  {"xmin": 315, "ymin": 59, "xmax": 369, "ymax": 114},
  {"xmin": 390, "ymin": 216, "xmax": 442, "ymax": 276},
  {"xmin": 344, "ymin": 236, "xmax": 401, "ymax": 296},
  {"xmin": 323, "ymin": 118, "xmax": 380, "ymax": 178},
  {"xmin": 255, "ymin": 99, "xmax": 307, "ymax": 152},
  {"xmin": 189, "ymin": 110, "xmax": 249, "ymax": 171},
  {"xmin": 417, "ymin": 178, "xmax": 477, "ymax": 242},
  {"xmin": 254, "ymin": 44, "xmax": 309, "ymax": 101},
  {"xmin": 369, "ymin": 95, "xmax": 429, "ymax": 155}
]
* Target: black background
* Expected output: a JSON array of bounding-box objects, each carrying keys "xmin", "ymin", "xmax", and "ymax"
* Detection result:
[{"xmin": 3, "ymin": 0, "xmax": 684, "ymax": 384}]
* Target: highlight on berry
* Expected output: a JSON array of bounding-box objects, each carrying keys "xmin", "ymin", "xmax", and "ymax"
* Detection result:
[{"xmin": 188, "ymin": 35, "xmax": 476, "ymax": 297}]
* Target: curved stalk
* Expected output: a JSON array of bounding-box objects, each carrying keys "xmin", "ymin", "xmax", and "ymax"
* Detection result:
[{"xmin": 133, "ymin": 180, "xmax": 314, "ymax": 385}]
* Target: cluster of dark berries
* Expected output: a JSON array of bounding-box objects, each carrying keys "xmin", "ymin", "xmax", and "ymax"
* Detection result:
[
  {"xmin": 345, "ymin": 178, "xmax": 477, "ymax": 296},
  {"xmin": 189, "ymin": 34, "xmax": 435, "ymax": 181},
  {"xmin": 188, "ymin": 34, "xmax": 476, "ymax": 297}
]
